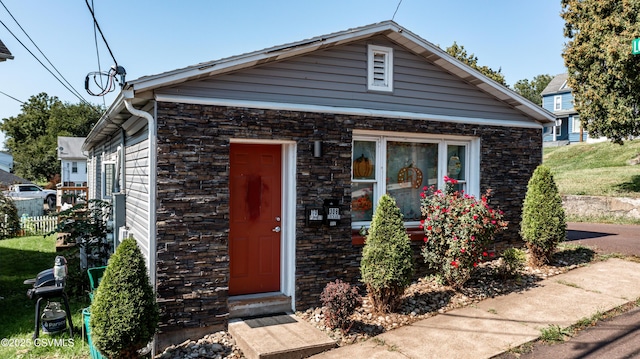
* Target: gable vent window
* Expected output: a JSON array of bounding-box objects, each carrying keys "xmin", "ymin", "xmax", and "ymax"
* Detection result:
[{"xmin": 368, "ymin": 45, "xmax": 393, "ymax": 92}]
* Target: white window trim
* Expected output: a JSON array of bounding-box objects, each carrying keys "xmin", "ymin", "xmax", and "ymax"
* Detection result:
[
  {"xmin": 102, "ymin": 160, "xmax": 116, "ymax": 199},
  {"xmin": 555, "ymin": 119, "xmax": 563, "ymax": 137},
  {"xmin": 352, "ymin": 131, "xmax": 480, "ymax": 229},
  {"xmin": 554, "ymin": 95, "xmax": 562, "ymax": 111},
  {"xmin": 367, "ymin": 45, "xmax": 393, "ymax": 92},
  {"xmin": 571, "ymin": 116, "xmax": 581, "ymax": 133}
]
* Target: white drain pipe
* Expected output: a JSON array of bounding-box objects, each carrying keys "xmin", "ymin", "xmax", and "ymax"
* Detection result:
[{"xmin": 122, "ymin": 89, "xmax": 157, "ymax": 294}]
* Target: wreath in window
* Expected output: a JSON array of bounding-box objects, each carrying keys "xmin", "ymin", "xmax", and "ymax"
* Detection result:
[{"xmin": 397, "ymin": 164, "xmax": 423, "ymax": 189}]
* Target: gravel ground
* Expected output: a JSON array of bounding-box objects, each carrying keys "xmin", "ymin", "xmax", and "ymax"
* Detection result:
[
  {"xmin": 155, "ymin": 244, "xmax": 596, "ymax": 358},
  {"xmin": 297, "ymin": 245, "xmax": 596, "ymax": 346}
]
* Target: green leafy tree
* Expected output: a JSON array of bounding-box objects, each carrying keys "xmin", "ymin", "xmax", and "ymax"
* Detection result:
[
  {"xmin": 521, "ymin": 165, "xmax": 566, "ymax": 267},
  {"xmin": 0, "ymin": 93, "xmax": 102, "ymax": 182},
  {"xmin": 513, "ymin": 74, "xmax": 553, "ymax": 105},
  {"xmin": 90, "ymin": 237, "xmax": 159, "ymax": 358},
  {"xmin": 360, "ymin": 194, "xmax": 413, "ymax": 313},
  {"xmin": 561, "ymin": 0, "xmax": 640, "ymax": 144},
  {"xmin": 446, "ymin": 42, "xmax": 507, "ymax": 86}
]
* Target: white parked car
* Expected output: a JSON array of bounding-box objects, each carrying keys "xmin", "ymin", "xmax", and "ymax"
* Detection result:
[{"xmin": 4, "ymin": 184, "xmax": 57, "ymax": 209}]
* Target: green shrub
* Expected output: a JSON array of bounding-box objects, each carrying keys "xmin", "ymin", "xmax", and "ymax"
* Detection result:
[
  {"xmin": 497, "ymin": 248, "xmax": 526, "ymax": 279},
  {"xmin": 320, "ymin": 279, "xmax": 362, "ymax": 332},
  {"xmin": 421, "ymin": 177, "xmax": 508, "ymax": 288},
  {"xmin": 0, "ymin": 192, "xmax": 19, "ymax": 239},
  {"xmin": 90, "ymin": 237, "xmax": 158, "ymax": 358},
  {"xmin": 360, "ymin": 194, "xmax": 414, "ymax": 313},
  {"xmin": 521, "ymin": 165, "xmax": 566, "ymax": 267}
]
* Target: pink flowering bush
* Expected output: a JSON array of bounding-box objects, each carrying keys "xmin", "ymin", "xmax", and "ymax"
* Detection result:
[{"xmin": 420, "ymin": 176, "xmax": 508, "ymax": 288}]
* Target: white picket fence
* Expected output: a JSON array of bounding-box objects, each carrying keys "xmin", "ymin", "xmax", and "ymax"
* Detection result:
[{"xmin": 20, "ymin": 215, "xmax": 57, "ymax": 236}]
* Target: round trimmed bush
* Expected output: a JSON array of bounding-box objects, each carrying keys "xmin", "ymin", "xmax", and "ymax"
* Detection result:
[
  {"xmin": 521, "ymin": 165, "xmax": 566, "ymax": 267},
  {"xmin": 90, "ymin": 237, "xmax": 158, "ymax": 358},
  {"xmin": 360, "ymin": 194, "xmax": 413, "ymax": 313},
  {"xmin": 320, "ymin": 279, "xmax": 362, "ymax": 332}
]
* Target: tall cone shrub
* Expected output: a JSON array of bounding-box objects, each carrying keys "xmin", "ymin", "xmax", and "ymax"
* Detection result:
[
  {"xmin": 521, "ymin": 165, "xmax": 566, "ymax": 267},
  {"xmin": 360, "ymin": 194, "xmax": 414, "ymax": 313},
  {"xmin": 90, "ymin": 237, "xmax": 159, "ymax": 358}
]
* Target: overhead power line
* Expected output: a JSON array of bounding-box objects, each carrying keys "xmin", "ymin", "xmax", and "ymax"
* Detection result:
[
  {"xmin": 0, "ymin": 18, "xmax": 91, "ymax": 105},
  {"xmin": 392, "ymin": 0, "xmax": 403, "ymax": 21},
  {"xmin": 84, "ymin": 0, "xmax": 119, "ymax": 67},
  {"xmin": 0, "ymin": 89, "xmax": 23, "ymax": 104},
  {"xmin": 0, "ymin": 0, "xmax": 90, "ymax": 105},
  {"xmin": 83, "ymin": 0, "xmax": 125, "ymax": 97},
  {"xmin": 90, "ymin": 0, "xmax": 106, "ymax": 106}
]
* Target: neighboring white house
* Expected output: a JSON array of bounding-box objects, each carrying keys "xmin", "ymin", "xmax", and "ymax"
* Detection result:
[
  {"xmin": 57, "ymin": 136, "xmax": 87, "ymax": 186},
  {"xmin": 0, "ymin": 152, "xmax": 13, "ymax": 173}
]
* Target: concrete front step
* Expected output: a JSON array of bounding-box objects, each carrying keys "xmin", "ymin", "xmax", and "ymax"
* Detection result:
[
  {"xmin": 228, "ymin": 293, "xmax": 293, "ymax": 319},
  {"xmin": 229, "ymin": 314, "xmax": 336, "ymax": 359}
]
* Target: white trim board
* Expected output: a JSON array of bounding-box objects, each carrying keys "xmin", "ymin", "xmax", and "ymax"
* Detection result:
[{"xmin": 155, "ymin": 94, "xmax": 545, "ymax": 130}]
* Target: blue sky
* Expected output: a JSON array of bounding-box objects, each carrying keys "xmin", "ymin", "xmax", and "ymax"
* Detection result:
[{"xmin": 0, "ymin": 0, "xmax": 566, "ymax": 146}]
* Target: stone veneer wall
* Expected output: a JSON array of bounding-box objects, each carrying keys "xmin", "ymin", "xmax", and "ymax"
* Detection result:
[{"xmin": 153, "ymin": 102, "xmax": 542, "ymax": 340}]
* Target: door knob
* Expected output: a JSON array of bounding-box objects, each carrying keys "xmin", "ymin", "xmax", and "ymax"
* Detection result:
[{"xmin": 272, "ymin": 226, "xmax": 281, "ymax": 233}]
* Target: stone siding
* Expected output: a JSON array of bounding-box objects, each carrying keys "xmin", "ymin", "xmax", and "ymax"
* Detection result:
[{"xmin": 154, "ymin": 102, "xmax": 542, "ymax": 335}]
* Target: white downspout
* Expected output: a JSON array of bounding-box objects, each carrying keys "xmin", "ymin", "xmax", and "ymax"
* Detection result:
[{"xmin": 122, "ymin": 89, "xmax": 157, "ymax": 295}]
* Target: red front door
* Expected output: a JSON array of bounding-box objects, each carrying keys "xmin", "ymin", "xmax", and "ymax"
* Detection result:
[{"xmin": 229, "ymin": 143, "xmax": 282, "ymax": 296}]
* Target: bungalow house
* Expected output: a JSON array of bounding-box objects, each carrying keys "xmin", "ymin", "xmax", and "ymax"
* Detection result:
[
  {"xmin": 82, "ymin": 21, "xmax": 554, "ymax": 350},
  {"xmin": 541, "ymin": 73, "xmax": 588, "ymax": 145}
]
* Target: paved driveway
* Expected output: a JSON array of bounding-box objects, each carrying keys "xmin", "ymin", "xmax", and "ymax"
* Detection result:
[{"xmin": 566, "ymin": 222, "xmax": 640, "ymax": 256}]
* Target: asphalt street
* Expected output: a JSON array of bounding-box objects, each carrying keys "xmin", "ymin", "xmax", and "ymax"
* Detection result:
[{"xmin": 566, "ymin": 222, "xmax": 640, "ymax": 257}]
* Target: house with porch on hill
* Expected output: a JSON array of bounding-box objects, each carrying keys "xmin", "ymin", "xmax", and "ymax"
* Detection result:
[
  {"xmin": 81, "ymin": 21, "xmax": 555, "ymax": 351},
  {"xmin": 541, "ymin": 73, "xmax": 591, "ymax": 145}
]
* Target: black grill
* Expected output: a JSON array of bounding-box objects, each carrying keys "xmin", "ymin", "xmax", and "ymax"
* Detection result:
[{"xmin": 24, "ymin": 268, "xmax": 74, "ymax": 338}]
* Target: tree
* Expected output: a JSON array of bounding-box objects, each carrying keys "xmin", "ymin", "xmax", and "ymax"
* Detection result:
[
  {"xmin": 513, "ymin": 74, "xmax": 553, "ymax": 105},
  {"xmin": 90, "ymin": 237, "xmax": 158, "ymax": 358},
  {"xmin": 0, "ymin": 93, "xmax": 102, "ymax": 182},
  {"xmin": 446, "ymin": 42, "xmax": 507, "ymax": 86},
  {"xmin": 561, "ymin": 0, "xmax": 640, "ymax": 144},
  {"xmin": 520, "ymin": 165, "xmax": 566, "ymax": 267},
  {"xmin": 360, "ymin": 194, "xmax": 413, "ymax": 313}
]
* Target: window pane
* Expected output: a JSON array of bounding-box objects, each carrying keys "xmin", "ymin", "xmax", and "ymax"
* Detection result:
[
  {"xmin": 104, "ymin": 163, "xmax": 115, "ymax": 197},
  {"xmin": 352, "ymin": 141, "xmax": 376, "ymax": 180},
  {"xmin": 572, "ymin": 116, "xmax": 581, "ymax": 133},
  {"xmin": 352, "ymin": 182, "xmax": 374, "ymax": 222},
  {"xmin": 386, "ymin": 141, "xmax": 437, "ymax": 221},
  {"xmin": 447, "ymin": 145, "xmax": 466, "ymax": 192}
]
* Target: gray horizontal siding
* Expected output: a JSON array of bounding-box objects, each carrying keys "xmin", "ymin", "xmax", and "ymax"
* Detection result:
[
  {"xmin": 124, "ymin": 138, "xmax": 151, "ymax": 264},
  {"xmin": 158, "ymin": 37, "xmax": 531, "ymax": 122}
]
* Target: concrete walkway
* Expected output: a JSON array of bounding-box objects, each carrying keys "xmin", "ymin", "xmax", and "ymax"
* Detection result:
[{"xmin": 311, "ymin": 258, "xmax": 640, "ymax": 359}]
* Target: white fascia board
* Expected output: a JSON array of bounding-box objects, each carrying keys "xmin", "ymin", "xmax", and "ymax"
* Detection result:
[
  {"xmin": 83, "ymin": 92, "xmax": 126, "ymax": 152},
  {"xmin": 397, "ymin": 29, "xmax": 555, "ymax": 124},
  {"xmin": 154, "ymin": 94, "xmax": 544, "ymax": 129}
]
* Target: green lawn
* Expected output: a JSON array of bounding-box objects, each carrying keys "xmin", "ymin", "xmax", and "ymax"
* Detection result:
[
  {"xmin": 0, "ymin": 236, "xmax": 90, "ymax": 359},
  {"xmin": 543, "ymin": 139, "xmax": 640, "ymax": 198}
]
